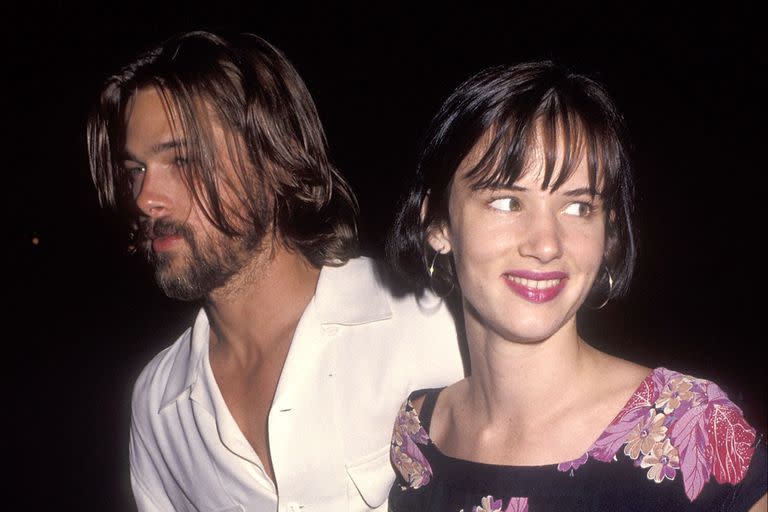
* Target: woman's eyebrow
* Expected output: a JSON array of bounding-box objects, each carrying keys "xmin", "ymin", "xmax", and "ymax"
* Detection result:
[
  {"xmin": 562, "ymin": 187, "xmax": 602, "ymax": 197},
  {"xmin": 471, "ymin": 183, "xmax": 528, "ymax": 192}
]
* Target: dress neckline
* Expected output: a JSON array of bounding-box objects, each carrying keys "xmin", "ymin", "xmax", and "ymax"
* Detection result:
[{"xmin": 412, "ymin": 367, "xmax": 659, "ymax": 469}]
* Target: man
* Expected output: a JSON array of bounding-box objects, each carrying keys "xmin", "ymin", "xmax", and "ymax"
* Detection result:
[{"xmin": 87, "ymin": 31, "xmax": 463, "ymax": 511}]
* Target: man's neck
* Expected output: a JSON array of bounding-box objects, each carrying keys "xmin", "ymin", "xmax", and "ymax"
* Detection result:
[{"xmin": 205, "ymin": 242, "xmax": 322, "ymax": 369}]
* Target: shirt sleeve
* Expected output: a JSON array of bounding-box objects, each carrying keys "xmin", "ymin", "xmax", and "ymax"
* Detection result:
[
  {"xmin": 407, "ymin": 292, "xmax": 465, "ymax": 389},
  {"xmin": 129, "ymin": 415, "xmax": 176, "ymax": 511}
]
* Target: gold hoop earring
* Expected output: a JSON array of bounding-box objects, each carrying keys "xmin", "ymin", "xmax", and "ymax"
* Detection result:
[
  {"xmin": 593, "ymin": 266, "xmax": 614, "ymax": 310},
  {"xmin": 428, "ymin": 250, "xmax": 440, "ymax": 277},
  {"xmin": 425, "ymin": 248, "xmax": 454, "ymax": 298}
]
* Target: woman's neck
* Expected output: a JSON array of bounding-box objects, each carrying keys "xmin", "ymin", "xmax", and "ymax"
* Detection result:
[
  {"xmin": 432, "ymin": 304, "xmax": 650, "ymax": 466},
  {"xmin": 463, "ymin": 314, "xmax": 600, "ymax": 427}
]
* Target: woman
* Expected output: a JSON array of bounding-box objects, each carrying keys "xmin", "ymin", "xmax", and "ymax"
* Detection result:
[{"xmin": 386, "ymin": 62, "xmax": 767, "ymax": 511}]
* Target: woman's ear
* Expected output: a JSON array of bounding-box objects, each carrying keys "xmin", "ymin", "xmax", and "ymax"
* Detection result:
[
  {"xmin": 421, "ymin": 192, "xmax": 452, "ymax": 254},
  {"xmin": 427, "ymin": 225, "xmax": 451, "ymax": 254}
]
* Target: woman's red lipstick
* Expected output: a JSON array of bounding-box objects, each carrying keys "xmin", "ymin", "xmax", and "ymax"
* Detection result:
[{"xmin": 502, "ymin": 270, "xmax": 568, "ymax": 303}]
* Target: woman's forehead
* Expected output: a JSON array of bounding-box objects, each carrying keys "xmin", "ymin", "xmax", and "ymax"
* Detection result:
[{"xmin": 456, "ymin": 126, "xmax": 602, "ymax": 192}]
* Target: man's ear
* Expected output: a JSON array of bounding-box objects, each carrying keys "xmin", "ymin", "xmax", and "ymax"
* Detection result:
[{"xmin": 421, "ymin": 192, "xmax": 452, "ymax": 254}]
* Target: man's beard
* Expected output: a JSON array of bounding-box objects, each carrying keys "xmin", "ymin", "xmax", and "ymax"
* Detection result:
[{"xmin": 140, "ymin": 218, "xmax": 262, "ymax": 301}]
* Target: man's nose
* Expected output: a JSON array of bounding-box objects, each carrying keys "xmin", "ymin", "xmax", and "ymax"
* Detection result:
[{"xmin": 134, "ymin": 164, "xmax": 180, "ymax": 219}]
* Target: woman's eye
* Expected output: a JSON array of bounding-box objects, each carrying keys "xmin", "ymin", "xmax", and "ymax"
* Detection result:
[
  {"xmin": 489, "ymin": 197, "xmax": 521, "ymax": 212},
  {"xmin": 563, "ymin": 202, "xmax": 592, "ymax": 217}
]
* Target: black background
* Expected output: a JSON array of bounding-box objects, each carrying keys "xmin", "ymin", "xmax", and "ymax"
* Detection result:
[{"xmin": 5, "ymin": 3, "xmax": 764, "ymax": 510}]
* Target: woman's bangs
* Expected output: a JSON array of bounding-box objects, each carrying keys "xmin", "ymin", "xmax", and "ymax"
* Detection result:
[{"xmin": 462, "ymin": 109, "xmax": 603, "ymax": 195}]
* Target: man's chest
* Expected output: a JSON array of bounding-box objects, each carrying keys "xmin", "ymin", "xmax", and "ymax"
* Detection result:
[{"xmin": 211, "ymin": 350, "xmax": 287, "ymax": 482}]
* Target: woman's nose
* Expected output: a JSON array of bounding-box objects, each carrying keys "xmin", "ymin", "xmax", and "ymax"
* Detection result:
[{"xmin": 518, "ymin": 212, "xmax": 563, "ymax": 263}]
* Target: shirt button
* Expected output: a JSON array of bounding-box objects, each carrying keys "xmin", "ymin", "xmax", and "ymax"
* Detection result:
[
  {"xmin": 286, "ymin": 503, "xmax": 302, "ymax": 512},
  {"xmin": 323, "ymin": 325, "xmax": 339, "ymax": 336}
]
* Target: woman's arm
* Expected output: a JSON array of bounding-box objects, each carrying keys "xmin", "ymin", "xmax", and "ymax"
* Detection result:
[{"xmin": 749, "ymin": 493, "xmax": 767, "ymax": 512}]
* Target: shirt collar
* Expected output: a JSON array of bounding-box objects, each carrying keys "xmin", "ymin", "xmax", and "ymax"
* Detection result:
[
  {"xmin": 158, "ymin": 257, "xmax": 391, "ymax": 410},
  {"xmin": 159, "ymin": 308, "xmax": 211, "ymax": 411}
]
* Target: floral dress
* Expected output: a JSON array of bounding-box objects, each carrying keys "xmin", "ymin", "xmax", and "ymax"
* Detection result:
[{"xmin": 389, "ymin": 368, "xmax": 767, "ymax": 511}]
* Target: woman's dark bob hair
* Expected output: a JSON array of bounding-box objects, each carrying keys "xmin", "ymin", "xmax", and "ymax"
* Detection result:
[
  {"xmin": 388, "ymin": 61, "xmax": 637, "ymax": 302},
  {"xmin": 88, "ymin": 31, "xmax": 358, "ymax": 267}
]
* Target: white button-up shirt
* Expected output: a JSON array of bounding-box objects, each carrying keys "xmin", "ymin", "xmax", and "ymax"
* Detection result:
[{"xmin": 129, "ymin": 257, "xmax": 464, "ymax": 511}]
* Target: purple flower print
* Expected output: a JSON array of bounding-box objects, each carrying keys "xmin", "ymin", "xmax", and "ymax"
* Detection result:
[
  {"xmin": 391, "ymin": 400, "xmax": 433, "ymax": 489},
  {"xmin": 641, "ymin": 438, "xmax": 680, "ymax": 483},
  {"xmin": 557, "ymin": 452, "xmax": 588, "ymax": 473}
]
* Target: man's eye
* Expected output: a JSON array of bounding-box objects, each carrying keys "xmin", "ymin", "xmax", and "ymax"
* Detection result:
[
  {"xmin": 174, "ymin": 157, "xmax": 188, "ymax": 167},
  {"xmin": 563, "ymin": 202, "xmax": 592, "ymax": 217},
  {"xmin": 488, "ymin": 197, "xmax": 521, "ymax": 212},
  {"xmin": 126, "ymin": 165, "xmax": 146, "ymax": 179}
]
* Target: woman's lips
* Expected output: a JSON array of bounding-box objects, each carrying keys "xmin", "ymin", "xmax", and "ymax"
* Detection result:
[{"xmin": 502, "ymin": 271, "xmax": 568, "ymax": 303}]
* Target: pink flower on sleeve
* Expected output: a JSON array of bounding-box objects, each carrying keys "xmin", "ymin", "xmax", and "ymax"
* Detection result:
[
  {"xmin": 589, "ymin": 375, "xmax": 657, "ymax": 462},
  {"xmin": 624, "ymin": 410, "xmax": 668, "ymax": 460},
  {"xmin": 640, "ymin": 438, "xmax": 680, "ymax": 483},
  {"xmin": 655, "ymin": 376, "xmax": 695, "ymax": 414},
  {"xmin": 390, "ymin": 400, "xmax": 433, "ymax": 489},
  {"xmin": 668, "ymin": 402, "xmax": 711, "ymax": 501},
  {"xmin": 557, "ymin": 452, "xmax": 588, "ymax": 473}
]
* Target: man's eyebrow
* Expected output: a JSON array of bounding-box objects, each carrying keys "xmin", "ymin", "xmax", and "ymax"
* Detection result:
[
  {"xmin": 151, "ymin": 139, "xmax": 186, "ymax": 154},
  {"xmin": 121, "ymin": 139, "xmax": 187, "ymax": 162}
]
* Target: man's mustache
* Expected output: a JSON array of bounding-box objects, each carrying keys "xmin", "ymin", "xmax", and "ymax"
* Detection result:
[{"xmin": 137, "ymin": 218, "xmax": 194, "ymax": 253}]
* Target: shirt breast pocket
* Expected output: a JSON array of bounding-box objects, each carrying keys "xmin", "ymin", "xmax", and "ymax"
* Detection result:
[{"xmin": 345, "ymin": 445, "xmax": 395, "ymax": 510}]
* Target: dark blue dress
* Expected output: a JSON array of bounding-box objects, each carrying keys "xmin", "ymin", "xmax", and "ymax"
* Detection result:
[{"xmin": 389, "ymin": 368, "xmax": 767, "ymax": 511}]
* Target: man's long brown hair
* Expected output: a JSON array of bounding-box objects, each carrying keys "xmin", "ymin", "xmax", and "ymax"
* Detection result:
[{"xmin": 88, "ymin": 31, "xmax": 358, "ymax": 267}]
